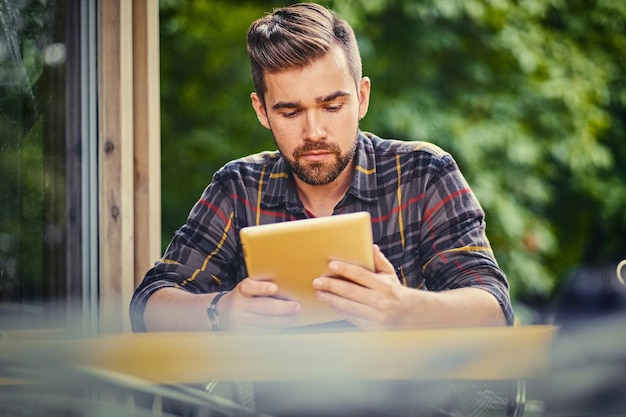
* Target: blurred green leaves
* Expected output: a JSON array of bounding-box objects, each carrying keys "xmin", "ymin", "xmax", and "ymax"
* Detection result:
[{"xmin": 159, "ymin": 0, "xmax": 626, "ymax": 311}]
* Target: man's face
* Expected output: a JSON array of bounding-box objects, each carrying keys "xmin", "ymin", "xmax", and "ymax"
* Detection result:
[{"xmin": 251, "ymin": 46, "xmax": 370, "ymax": 185}]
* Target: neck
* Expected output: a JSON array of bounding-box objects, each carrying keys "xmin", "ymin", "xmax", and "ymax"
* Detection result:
[{"xmin": 294, "ymin": 162, "xmax": 354, "ymax": 217}]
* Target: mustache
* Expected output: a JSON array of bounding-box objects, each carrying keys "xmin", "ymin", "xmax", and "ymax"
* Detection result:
[{"xmin": 293, "ymin": 142, "xmax": 341, "ymax": 158}]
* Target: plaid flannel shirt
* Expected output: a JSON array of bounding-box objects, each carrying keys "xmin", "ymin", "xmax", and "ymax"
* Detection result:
[{"xmin": 130, "ymin": 131, "xmax": 513, "ymax": 331}]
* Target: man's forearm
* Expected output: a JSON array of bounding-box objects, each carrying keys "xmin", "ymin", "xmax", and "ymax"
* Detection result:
[
  {"xmin": 402, "ymin": 287, "xmax": 507, "ymax": 328},
  {"xmin": 143, "ymin": 288, "xmax": 218, "ymax": 332}
]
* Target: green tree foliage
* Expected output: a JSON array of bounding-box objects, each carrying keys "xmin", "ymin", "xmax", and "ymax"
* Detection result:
[
  {"xmin": 159, "ymin": 0, "xmax": 626, "ymax": 313},
  {"xmin": 160, "ymin": 1, "xmax": 288, "ymax": 243}
]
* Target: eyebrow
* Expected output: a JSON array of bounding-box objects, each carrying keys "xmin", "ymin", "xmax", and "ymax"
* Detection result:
[{"xmin": 271, "ymin": 90, "xmax": 351, "ymax": 110}]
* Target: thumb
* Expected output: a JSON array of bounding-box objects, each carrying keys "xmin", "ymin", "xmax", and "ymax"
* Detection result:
[{"xmin": 373, "ymin": 244, "xmax": 395, "ymax": 274}]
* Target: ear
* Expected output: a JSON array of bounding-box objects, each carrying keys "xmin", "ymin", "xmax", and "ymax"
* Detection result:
[
  {"xmin": 251, "ymin": 92, "xmax": 271, "ymax": 130},
  {"xmin": 358, "ymin": 76, "xmax": 371, "ymax": 120}
]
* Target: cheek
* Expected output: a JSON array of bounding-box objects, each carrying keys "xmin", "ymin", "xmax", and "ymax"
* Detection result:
[
  {"xmin": 335, "ymin": 114, "xmax": 359, "ymax": 137},
  {"xmin": 270, "ymin": 124, "xmax": 297, "ymax": 153}
]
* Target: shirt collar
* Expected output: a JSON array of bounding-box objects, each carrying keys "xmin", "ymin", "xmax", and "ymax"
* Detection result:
[{"xmin": 261, "ymin": 132, "xmax": 379, "ymax": 211}]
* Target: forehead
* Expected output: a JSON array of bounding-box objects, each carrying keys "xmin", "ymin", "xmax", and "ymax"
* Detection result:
[{"xmin": 263, "ymin": 46, "xmax": 355, "ymax": 104}]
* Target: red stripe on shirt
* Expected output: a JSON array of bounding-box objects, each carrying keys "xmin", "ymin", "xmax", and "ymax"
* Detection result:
[
  {"xmin": 455, "ymin": 259, "xmax": 484, "ymax": 285},
  {"xmin": 371, "ymin": 194, "xmax": 426, "ymax": 223},
  {"xmin": 198, "ymin": 199, "xmax": 228, "ymax": 222},
  {"xmin": 230, "ymin": 194, "xmax": 297, "ymax": 221},
  {"xmin": 423, "ymin": 188, "xmax": 471, "ymax": 222}
]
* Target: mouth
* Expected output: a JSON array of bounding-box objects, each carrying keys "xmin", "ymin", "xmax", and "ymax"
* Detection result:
[
  {"xmin": 299, "ymin": 150, "xmax": 334, "ymax": 162},
  {"xmin": 294, "ymin": 143, "xmax": 340, "ymax": 162}
]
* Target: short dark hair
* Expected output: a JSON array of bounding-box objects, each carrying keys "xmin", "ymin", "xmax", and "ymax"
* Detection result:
[{"xmin": 247, "ymin": 2, "xmax": 362, "ymax": 104}]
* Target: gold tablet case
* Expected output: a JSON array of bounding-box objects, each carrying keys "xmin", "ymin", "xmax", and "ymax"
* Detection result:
[{"xmin": 240, "ymin": 212, "xmax": 374, "ymax": 327}]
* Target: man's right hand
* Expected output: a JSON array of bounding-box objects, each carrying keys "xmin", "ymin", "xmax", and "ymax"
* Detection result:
[
  {"xmin": 218, "ymin": 278, "xmax": 301, "ymax": 331},
  {"xmin": 143, "ymin": 281, "xmax": 300, "ymax": 332}
]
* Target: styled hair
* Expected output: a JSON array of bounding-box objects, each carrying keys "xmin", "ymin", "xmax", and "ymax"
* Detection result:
[{"xmin": 247, "ymin": 2, "xmax": 362, "ymax": 104}]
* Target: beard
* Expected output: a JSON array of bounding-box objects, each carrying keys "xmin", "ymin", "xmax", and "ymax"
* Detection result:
[{"xmin": 280, "ymin": 135, "xmax": 358, "ymax": 186}]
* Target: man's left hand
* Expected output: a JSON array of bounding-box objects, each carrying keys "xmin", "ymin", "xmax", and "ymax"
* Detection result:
[{"xmin": 313, "ymin": 244, "xmax": 410, "ymax": 330}]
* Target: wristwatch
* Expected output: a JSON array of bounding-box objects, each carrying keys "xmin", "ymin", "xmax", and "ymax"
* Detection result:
[{"xmin": 206, "ymin": 291, "xmax": 228, "ymax": 331}]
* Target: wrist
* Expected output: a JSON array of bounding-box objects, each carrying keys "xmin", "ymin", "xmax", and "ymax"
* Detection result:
[{"xmin": 206, "ymin": 291, "xmax": 229, "ymax": 331}]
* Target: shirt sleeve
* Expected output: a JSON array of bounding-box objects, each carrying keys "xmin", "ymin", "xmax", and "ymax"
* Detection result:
[
  {"xmin": 129, "ymin": 175, "xmax": 241, "ymax": 332},
  {"xmin": 420, "ymin": 155, "xmax": 514, "ymax": 325}
]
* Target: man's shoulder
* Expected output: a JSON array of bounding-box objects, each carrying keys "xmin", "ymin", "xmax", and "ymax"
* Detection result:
[
  {"xmin": 362, "ymin": 131, "xmax": 450, "ymax": 160},
  {"xmin": 207, "ymin": 151, "xmax": 284, "ymax": 193},
  {"xmin": 232, "ymin": 150, "xmax": 281, "ymax": 166},
  {"xmin": 218, "ymin": 150, "xmax": 282, "ymax": 175}
]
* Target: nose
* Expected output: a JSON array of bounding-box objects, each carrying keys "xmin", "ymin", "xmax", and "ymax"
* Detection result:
[{"xmin": 303, "ymin": 110, "xmax": 326, "ymax": 142}]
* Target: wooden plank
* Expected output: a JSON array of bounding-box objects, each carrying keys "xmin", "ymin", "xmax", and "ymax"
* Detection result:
[
  {"xmin": 132, "ymin": 0, "xmax": 161, "ymax": 288},
  {"xmin": 98, "ymin": 0, "xmax": 135, "ymax": 333}
]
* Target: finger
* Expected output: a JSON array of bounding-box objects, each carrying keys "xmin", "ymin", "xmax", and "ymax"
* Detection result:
[
  {"xmin": 326, "ymin": 260, "xmax": 375, "ymax": 289},
  {"xmin": 249, "ymin": 296, "xmax": 301, "ymax": 317},
  {"xmin": 245, "ymin": 299, "xmax": 301, "ymax": 330},
  {"xmin": 316, "ymin": 288, "xmax": 377, "ymax": 323},
  {"xmin": 316, "ymin": 278, "xmax": 387, "ymax": 316},
  {"xmin": 373, "ymin": 244, "xmax": 396, "ymax": 274},
  {"xmin": 229, "ymin": 297, "xmax": 301, "ymax": 331},
  {"xmin": 238, "ymin": 277, "xmax": 278, "ymax": 297},
  {"xmin": 314, "ymin": 275, "xmax": 369, "ymax": 301},
  {"xmin": 323, "ymin": 245, "xmax": 395, "ymax": 289},
  {"xmin": 317, "ymin": 288, "xmax": 399, "ymax": 331}
]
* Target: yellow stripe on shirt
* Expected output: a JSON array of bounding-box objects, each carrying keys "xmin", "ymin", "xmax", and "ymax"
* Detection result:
[
  {"xmin": 355, "ymin": 165, "xmax": 376, "ymax": 175},
  {"xmin": 269, "ymin": 172, "xmax": 289, "ymax": 179},
  {"xmin": 178, "ymin": 212, "xmax": 235, "ymax": 288},
  {"xmin": 256, "ymin": 164, "xmax": 267, "ymax": 225},
  {"xmin": 396, "ymin": 155, "xmax": 405, "ymax": 250}
]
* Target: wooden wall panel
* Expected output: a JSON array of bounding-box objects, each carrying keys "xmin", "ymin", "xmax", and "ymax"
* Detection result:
[
  {"xmin": 133, "ymin": 0, "xmax": 161, "ymax": 289},
  {"xmin": 98, "ymin": 0, "xmax": 135, "ymax": 333},
  {"xmin": 98, "ymin": 0, "xmax": 160, "ymax": 333}
]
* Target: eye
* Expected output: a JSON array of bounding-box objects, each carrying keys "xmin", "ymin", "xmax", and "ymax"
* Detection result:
[
  {"xmin": 281, "ymin": 109, "xmax": 300, "ymax": 118},
  {"xmin": 326, "ymin": 104, "xmax": 342, "ymax": 112}
]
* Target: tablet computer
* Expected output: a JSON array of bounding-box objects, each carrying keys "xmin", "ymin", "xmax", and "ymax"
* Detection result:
[{"xmin": 239, "ymin": 211, "xmax": 374, "ymax": 327}]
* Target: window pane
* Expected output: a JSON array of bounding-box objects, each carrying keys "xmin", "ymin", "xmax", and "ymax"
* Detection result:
[{"xmin": 0, "ymin": 0, "xmax": 81, "ymax": 330}]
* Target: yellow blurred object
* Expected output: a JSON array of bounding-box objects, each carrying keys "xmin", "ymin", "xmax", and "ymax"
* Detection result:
[{"xmin": 0, "ymin": 325, "xmax": 557, "ymax": 385}]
